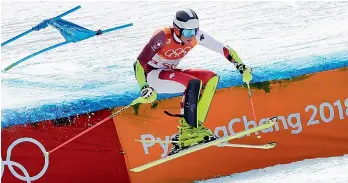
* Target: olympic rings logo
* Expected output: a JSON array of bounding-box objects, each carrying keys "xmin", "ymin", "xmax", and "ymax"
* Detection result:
[
  {"xmin": 1, "ymin": 138, "xmax": 49, "ymax": 183},
  {"xmin": 164, "ymin": 46, "xmax": 191, "ymax": 58}
]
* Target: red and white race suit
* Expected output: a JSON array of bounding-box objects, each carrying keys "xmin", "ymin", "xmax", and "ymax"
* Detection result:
[{"xmin": 137, "ymin": 27, "xmax": 233, "ymax": 94}]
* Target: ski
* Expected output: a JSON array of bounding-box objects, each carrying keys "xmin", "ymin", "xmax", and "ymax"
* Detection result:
[
  {"xmin": 216, "ymin": 142, "xmax": 277, "ymax": 149},
  {"xmin": 136, "ymin": 140, "xmax": 276, "ymax": 149},
  {"xmin": 135, "ymin": 139, "xmax": 179, "ymax": 144},
  {"xmin": 130, "ymin": 117, "xmax": 277, "ymax": 172}
]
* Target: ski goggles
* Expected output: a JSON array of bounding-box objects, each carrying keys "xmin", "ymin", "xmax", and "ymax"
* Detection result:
[{"xmin": 181, "ymin": 28, "xmax": 197, "ymax": 38}]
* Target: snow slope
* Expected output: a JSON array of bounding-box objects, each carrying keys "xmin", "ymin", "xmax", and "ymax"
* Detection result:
[
  {"xmin": 196, "ymin": 155, "xmax": 348, "ymax": 183},
  {"xmin": 2, "ymin": 2, "xmax": 348, "ymax": 127}
]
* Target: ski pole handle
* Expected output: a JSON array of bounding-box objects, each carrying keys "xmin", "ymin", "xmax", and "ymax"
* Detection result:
[{"xmin": 242, "ymin": 70, "xmax": 252, "ymax": 83}]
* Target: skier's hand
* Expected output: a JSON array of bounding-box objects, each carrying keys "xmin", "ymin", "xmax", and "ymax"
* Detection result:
[
  {"xmin": 235, "ymin": 63, "xmax": 252, "ymax": 75},
  {"xmin": 226, "ymin": 46, "xmax": 252, "ymax": 83},
  {"xmin": 140, "ymin": 84, "xmax": 157, "ymax": 103},
  {"xmin": 131, "ymin": 85, "xmax": 157, "ymax": 105}
]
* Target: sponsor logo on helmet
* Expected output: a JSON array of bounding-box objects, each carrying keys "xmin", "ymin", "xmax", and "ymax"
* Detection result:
[{"xmin": 200, "ymin": 34, "xmax": 205, "ymax": 41}]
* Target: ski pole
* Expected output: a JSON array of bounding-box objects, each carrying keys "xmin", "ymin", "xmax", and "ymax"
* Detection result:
[
  {"xmin": 46, "ymin": 96, "xmax": 146, "ymax": 155},
  {"xmin": 242, "ymin": 71, "xmax": 257, "ymax": 123},
  {"xmin": 242, "ymin": 70, "xmax": 262, "ymax": 138},
  {"xmin": 246, "ymin": 82, "xmax": 257, "ymax": 122}
]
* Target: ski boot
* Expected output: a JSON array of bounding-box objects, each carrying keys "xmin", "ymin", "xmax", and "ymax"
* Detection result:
[{"xmin": 168, "ymin": 118, "xmax": 219, "ymax": 156}]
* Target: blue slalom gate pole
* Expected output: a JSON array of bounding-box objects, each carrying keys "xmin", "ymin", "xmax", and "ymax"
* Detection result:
[
  {"xmin": 101, "ymin": 23, "xmax": 134, "ymax": 34},
  {"xmin": 1, "ymin": 6, "xmax": 81, "ymax": 47},
  {"xmin": 1, "ymin": 29, "xmax": 33, "ymax": 47},
  {"xmin": 3, "ymin": 41, "xmax": 69, "ymax": 72},
  {"xmin": 2, "ymin": 5, "xmax": 133, "ymax": 72},
  {"xmin": 51, "ymin": 5, "xmax": 81, "ymax": 21}
]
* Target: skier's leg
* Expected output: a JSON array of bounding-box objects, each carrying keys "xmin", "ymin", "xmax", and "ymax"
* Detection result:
[
  {"xmin": 148, "ymin": 69, "xmax": 202, "ymax": 126},
  {"xmin": 182, "ymin": 78, "xmax": 202, "ymax": 128},
  {"xmin": 182, "ymin": 69, "xmax": 219, "ymax": 123},
  {"xmin": 151, "ymin": 71, "xmax": 206, "ymax": 128},
  {"xmin": 197, "ymin": 76, "xmax": 219, "ymax": 123},
  {"xmin": 147, "ymin": 69, "xmax": 217, "ymax": 153},
  {"xmin": 147, "ymin": 69, "xmax": 195, "ymax": 94}
]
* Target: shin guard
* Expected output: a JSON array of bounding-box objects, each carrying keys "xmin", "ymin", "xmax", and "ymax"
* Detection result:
[
  {"xmin": 183, "ymin": 79, "xmax": 202, "ymax": 128},
  {"xmin": 197, "ymin": 76, "xmax": 219, "ymax": 123}
]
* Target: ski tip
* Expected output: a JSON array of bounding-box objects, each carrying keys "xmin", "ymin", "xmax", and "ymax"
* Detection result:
[
  {"xmin": 268, "ymin": 142, "xmax": 277, "ymax": 146},
  {"xmin": 130, "ymin": 167, "xmax": 145, "ymax": 173},
  {"xmin": 135, "ymin": 139, "xmax": 149, "ymax": 143},
  {"xmin": 269, "ymin": 116, "xmax": 278, "ymax": 123},
  {"xmin": 130, "ymin": 168, "xmax": 139, "ymax": 172},
  {"xmin": 265, "ymin": 116, "xmax": 278, "ymax": 126},
  {"xmin": 264, "ymin": 142, "xmax": 277, "ymax": 149}
]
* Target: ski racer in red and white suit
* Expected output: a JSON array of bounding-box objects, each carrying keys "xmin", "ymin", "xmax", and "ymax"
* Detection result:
[{"xmin": 133, "ymin": 9, "xmax": 252, "ymax": 155}]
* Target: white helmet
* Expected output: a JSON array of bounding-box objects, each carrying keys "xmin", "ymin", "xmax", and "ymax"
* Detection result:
[{"xmin": 173, "ymin": 9, "xmax": 199, "ymax": 37}]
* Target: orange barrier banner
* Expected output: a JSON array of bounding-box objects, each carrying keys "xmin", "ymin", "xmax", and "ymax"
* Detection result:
[{"xmin": 113, "ymin": 68, "xmax": 348, "ymax": 183}]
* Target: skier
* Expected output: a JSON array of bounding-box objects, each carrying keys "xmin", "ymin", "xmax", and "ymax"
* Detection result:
[{"xmin": 133, "ymin": 9, "xmax": 252, "ymax": 155}]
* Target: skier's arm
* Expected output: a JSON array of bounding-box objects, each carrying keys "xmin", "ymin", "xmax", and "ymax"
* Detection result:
[
  {"xmin": 133, "ymin": 60, "xmax": 147, "ymax": 89},
  {"xmin": 196, "ymin": 30, "xmax": 251, "ymax": 74},
  {"xmin": 135, "ymin": 30, "xmax": 166, "ymax": 88},
  {"xmin": 133, "ymin": 60, "xmax": 157, "ymax": 104},
  {"xmin": 132, "ymin": 30, "xmax": 165, "ymax": 104}
]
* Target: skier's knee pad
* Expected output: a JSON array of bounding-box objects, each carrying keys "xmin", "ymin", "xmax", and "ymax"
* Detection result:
[{"xmin": 183, "ymin": 79, "xmax": 202, "ymax": 128}]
